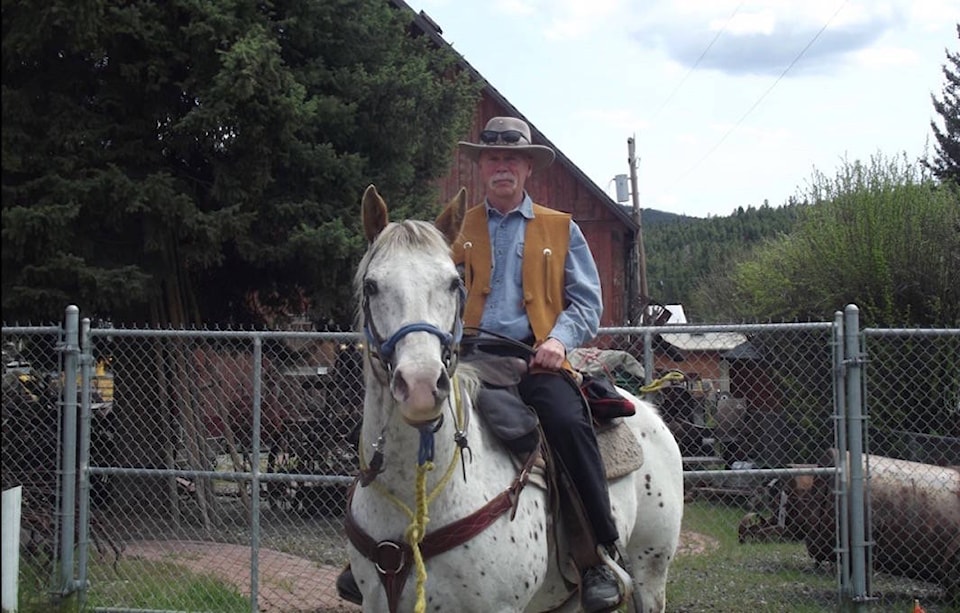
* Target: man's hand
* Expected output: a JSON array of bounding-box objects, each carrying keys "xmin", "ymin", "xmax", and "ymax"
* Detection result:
[{"xmin": 530, "ymin": 337, "xmax": 566, "ymax": 371}]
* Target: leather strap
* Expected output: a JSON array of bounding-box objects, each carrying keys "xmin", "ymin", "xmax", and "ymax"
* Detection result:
[{"xmin": 343, "ymin": 448, "xmax": 541, "ymax": 612}]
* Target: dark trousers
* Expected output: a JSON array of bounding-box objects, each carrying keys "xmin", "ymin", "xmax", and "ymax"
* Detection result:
[{"xmin": 518, "ymin": 371, "xmax": 619, "ymax": 546}]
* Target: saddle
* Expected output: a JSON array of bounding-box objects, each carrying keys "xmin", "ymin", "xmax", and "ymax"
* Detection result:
[
  {"xmin": 466, "ymin": 350, "xmax": 644, "ymax": 478},
  {"xmin": 464, "ymin": 348, "xmax": 644, "ymax": 579}
]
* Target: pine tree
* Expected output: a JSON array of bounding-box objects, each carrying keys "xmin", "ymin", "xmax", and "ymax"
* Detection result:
[
  {"xmin": 1, "ymin": 0, "xmax": 478, "ymax": 326},
  {"xmin": 925, "ymin": 24, "xmax": 960, "ymax": 185}
]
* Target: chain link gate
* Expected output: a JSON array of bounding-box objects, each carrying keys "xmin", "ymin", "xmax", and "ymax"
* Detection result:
[
  {"xmin": 3, "ymin": 305, "xmax": 957, "ymax": 612},
  {"xmin": 859, "ymin": 324, "xmax": 960, "ymax": 605},
  {"xmin": 2, "ymin": 321, "xmax": 67, "ymax": 612}
]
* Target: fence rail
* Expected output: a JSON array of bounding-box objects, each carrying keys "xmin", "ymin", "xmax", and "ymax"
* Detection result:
[{"xmin": 2, "ymin": 305, "xmax": 957, "ymax": 612}]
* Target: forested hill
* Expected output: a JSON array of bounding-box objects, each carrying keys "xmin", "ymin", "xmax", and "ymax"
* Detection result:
[{"xmin": 639, "ymin": 202, "xmax": 805, "ymax": 309}]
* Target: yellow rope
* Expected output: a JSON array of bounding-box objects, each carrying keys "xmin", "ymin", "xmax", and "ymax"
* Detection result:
[
  {"xmin": 407, "ymin": 462, "xmax": 432, "ymax": 613},
  {"xmin": 638, "ymin": 370, "xmax": 687, "ymax": 394},
  {"xmin": 358, "ymin": 378, "xmax": 466, "ymax": 514},
  {"xmin": 356, "ymin": 376, "xmax": 468, "ymax": 612}
]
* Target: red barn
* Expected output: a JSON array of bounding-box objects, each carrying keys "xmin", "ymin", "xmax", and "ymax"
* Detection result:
[{"xmin": 398, "ymin": 2, "xmax": 642, "ymax": 327}]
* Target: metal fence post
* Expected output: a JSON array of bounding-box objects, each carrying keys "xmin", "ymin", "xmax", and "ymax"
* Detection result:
[
  {"xmin": 59, "ymin": 305, "xmax": 80, "ymax": 596},
  {"xmin": 76, "ymin": 317, "xmax": 93, "ymax": 603},
  {"xmin": 250, "ymin": 335, "xmax": 263, "ymax": 613},
  {"xmin": 843, "ymin": 304, "xmax": 868, "ymax": 608},
  {"xmin": 642, "ymin": 329, "xmax": 653, "ymax": 385},
  {"xmin": 832, "ymin": 310, "xmax": 851, "ymax": 600}
]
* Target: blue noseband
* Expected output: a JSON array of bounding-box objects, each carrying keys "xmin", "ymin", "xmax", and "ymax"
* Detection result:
[{"xmin": 362, "ymin": 282, "xmax": 465, "ymax": 371}]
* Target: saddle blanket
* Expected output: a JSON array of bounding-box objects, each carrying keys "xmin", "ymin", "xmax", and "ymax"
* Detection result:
[{"xmin": 597, "ymin": 419, "xmax": 643, "ymax": 479}]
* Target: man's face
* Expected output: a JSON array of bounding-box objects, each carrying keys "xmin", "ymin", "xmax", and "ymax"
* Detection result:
[{"xmin": 478, "ymin": 150, "xmax": 532, "ymax": 203}]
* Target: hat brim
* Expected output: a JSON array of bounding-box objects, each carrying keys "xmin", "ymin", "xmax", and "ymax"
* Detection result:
[{"xmin": 458, "ymin": 142, "xmax": 556, "ymax": 171}]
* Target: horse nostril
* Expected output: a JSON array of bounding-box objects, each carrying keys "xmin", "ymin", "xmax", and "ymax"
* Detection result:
[
  {"xmin": 393, "ymin": 374, "xmax": 409, "ymax": 402},
  {"xmin": 436, "ymin": 371, "xmax": 450, "ymax": 396}
]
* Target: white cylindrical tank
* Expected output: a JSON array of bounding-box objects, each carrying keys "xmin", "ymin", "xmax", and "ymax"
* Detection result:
[{"xmin": 804, "ymin": 451, "xmax": 959, "ymax": 598}]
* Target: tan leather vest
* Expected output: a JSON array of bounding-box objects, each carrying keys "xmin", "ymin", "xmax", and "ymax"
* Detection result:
[{"xmin": 451, "ymin": 204, "xmax": 570, "ymax": 344}]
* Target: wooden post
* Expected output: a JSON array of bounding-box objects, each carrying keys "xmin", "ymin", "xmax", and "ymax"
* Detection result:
[{"xmin": 628, "ymin": 136, "xmax": 649, "ymax": 323}]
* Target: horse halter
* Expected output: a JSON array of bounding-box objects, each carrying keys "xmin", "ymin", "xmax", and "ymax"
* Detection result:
[{"xmin": 362, "ymin": 279, "xmax": 466, "ymax": 376}]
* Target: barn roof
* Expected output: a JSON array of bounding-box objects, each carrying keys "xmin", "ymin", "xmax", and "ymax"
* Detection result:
[
  {"xmin": 391, "ymin": 1, "xmax": 639, "ymax": 233},
  {"xmin": 646, "ymin": 302, "xmax": 747, "ymax": 352}
]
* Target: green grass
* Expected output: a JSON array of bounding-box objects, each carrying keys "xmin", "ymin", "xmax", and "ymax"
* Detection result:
[
  {"xmin": 86, "ymin": 559, "xmax": 250, "ymax": 612},
  {"xmin": 668, "ymin": 500, "xmax": 953, "ymax": 612},
  {"xmin": 14, "ymin": 501, "xmax": 951, "ymax": 613},
  {"xmin": 14, "ymin": 555, "xmax": 250, "ymax": 613}
]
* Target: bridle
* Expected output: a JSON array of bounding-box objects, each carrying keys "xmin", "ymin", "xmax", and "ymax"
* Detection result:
[{"xmin": 361, "ymin": 279, "xmax": 466, "ymax": 376}]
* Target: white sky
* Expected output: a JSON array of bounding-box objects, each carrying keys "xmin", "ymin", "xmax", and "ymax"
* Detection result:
[{"xmin": 406, "ymin": 0, "xmax": 959, "ymax": 217}]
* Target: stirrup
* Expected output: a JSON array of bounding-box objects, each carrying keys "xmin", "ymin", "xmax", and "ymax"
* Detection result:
[{"xmin": 596, "ymin": 543, "xmax": 633, "ymax": 600}]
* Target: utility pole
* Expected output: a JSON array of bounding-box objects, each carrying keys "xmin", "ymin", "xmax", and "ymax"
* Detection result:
[{"xmin": 627, "ymin": 136, "xmax": 649, "ymax": 323}]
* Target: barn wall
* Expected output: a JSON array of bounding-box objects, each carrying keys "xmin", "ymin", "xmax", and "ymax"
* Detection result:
[{"xmin": 434, "ymin": 95, "xmax": 632, "ymax": 326}]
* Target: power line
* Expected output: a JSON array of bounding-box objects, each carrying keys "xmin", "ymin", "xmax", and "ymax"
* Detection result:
[
  {"xmin": 648, "ymin": 1, "xmax": 746, "ymax": 124},
  {"xmin": 672, "ymin": 0, "xmax": 849, "ymax": 184}
]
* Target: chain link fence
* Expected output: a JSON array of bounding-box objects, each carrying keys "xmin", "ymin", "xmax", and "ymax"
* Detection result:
[
  {"xmin": 2, "ymin": 308, "xmax": 957, "ymax": 612},
  {"xmin": 84, "ymin": 326, "xmax": 364, "ymax": 613},
  {"xmin": 2, "ymin": 325, "xmax": 65, "ymax": 612},
  {"xmin": 859, "ymin": 328, "xmax": 959, "ymax": 605}
]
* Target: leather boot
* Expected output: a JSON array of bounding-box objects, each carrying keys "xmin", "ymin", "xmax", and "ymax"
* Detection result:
[{"xmin": 336, "ymin": 565, "xmax": 362, "ymax": 605}]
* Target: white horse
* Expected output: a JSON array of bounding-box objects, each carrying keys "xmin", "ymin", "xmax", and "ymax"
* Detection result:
[{"xmin": 344, "ymin": 185, "xmax": 684, "ymax": 613}]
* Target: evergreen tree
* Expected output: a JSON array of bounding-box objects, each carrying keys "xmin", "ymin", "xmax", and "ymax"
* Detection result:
[
  {"xmin": 1, "ymin": 0, "xmax": 478, "ymax": 326},
  {"xmin": 925, "ymin": 24, "xmax": 960, "ymax": 185},
  {"xmin": 644, "ymin": 201, "xmax": 801, "ymax": 313}
]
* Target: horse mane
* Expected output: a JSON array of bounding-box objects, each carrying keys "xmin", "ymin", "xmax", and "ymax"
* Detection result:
[
  {"xmin": 452, "ymin": 361, "xmax": 480, "ymax": 402},
  {"xmin": 353, "ymin": 220, "xmax": 452, "ymax": 328}
]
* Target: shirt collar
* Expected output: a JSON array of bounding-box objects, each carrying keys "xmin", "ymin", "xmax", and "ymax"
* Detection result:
[{"xmin": 484, "ymin": 192, "xmax": 535, "ymax": 219}]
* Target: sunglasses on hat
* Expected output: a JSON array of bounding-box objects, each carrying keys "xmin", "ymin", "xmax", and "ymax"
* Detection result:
[{"xmin": 479, "ymin": 130, "xmax": 529, "ymax": 145}]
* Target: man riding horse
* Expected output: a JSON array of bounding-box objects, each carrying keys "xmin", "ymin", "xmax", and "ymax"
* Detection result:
[{"xmin": 339, "ymin": 117, "xmax": 625, "ymax": 612}]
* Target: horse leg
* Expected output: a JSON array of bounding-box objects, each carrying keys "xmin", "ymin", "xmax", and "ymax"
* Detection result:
[{"xmin": 625, "ymin": 528, "xmax": 673, "ymax": 613}]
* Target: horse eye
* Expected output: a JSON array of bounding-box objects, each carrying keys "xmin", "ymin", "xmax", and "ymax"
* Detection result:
[
  {"xmin": 363, "ymin": 279, "xmax": 378, "ymax": 297},
  {"xmin": 448, "ymin": 278, "xmax": 461, "ymax": 293}
]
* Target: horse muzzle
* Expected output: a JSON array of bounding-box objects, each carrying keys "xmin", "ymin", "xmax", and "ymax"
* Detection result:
[{"xmin": 391, "ymin": 359, "xmax": 451, "ymax": 424}]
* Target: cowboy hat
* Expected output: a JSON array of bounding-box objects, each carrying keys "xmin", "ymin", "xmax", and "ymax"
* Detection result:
[{"xmin": 458, "ymin": 117, "xmax": 556, "ymax": 171}]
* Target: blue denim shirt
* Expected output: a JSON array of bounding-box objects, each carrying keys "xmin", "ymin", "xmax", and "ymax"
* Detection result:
[{"xmin": 477, "ymin": 193, "xmax": 603, "ymax": 351}]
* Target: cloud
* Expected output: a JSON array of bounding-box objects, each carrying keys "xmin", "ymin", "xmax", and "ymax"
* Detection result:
[
  {"xmin": 628, "ymin": 0, "xmax": 908, "ymax": 77},
  {"xmin": 573, "ymin": 107, "xmax": 650, "ymax": 133},
  {"xmin": 482, "ymin": 0, "xmax": 626, "ymax": 40},
  {"xmin": 853, "ymin": 45, "xmax": 919, "ymax": 69},
  {"xmin": 491, "ymin": 0, "xmax": 535, "ymax": 16},
  {"xmin": 540, "ymin": 0, "xmax": 622, "ymax": 40}
]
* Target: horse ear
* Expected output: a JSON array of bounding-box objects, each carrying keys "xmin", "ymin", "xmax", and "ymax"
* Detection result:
[
  {"xmin": 362, "ymin": 184, "xmax": 389, "ymax": 242},
  {"xmin": 434, "ymin": 187, "xmax": 467, "ymax": 245}
]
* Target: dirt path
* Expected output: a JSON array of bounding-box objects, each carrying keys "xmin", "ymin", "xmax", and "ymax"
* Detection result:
[
  {"xmin": 125, "ymin": 530, "xmax": 715, "ymax": 612},
  {"xmin": 124, "ymin": 540, "xmax": 359, "ymax": 613}
]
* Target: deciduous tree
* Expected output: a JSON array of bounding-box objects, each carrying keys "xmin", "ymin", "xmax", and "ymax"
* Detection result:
[{"xmin": 695, "ymin": 154, "xmax": 960, "ymax": 327}]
